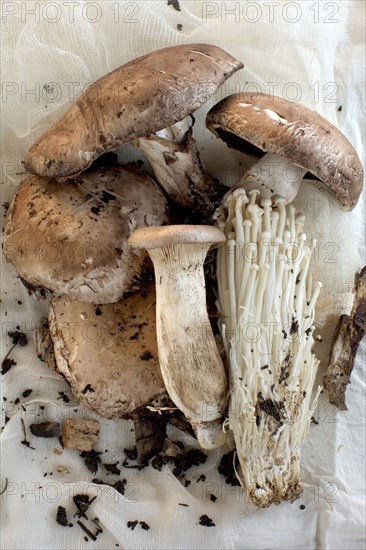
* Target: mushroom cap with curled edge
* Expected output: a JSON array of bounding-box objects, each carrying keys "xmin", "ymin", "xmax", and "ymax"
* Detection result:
[
  {"xmin": 206, "ymin": 93, "xmax": 364, "ymax": 210},
  {"xmin": 24, "ymin": 44, "xmax": 243, "ymax": 179},
  {"xmin": 48, "ymin": 281, "xmax": 167, "ymax": 419},
  {"xmin": 3, "ymin": 164, "xmax": 170, "ymax": 303},
  {"xmin": 128, "ymin": 224, "xmax": 226, "ymax": 250}
]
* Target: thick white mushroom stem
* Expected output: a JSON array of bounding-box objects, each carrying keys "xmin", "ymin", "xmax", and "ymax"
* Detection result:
[
  {"xmin": 128, "ymin": 225, "xmax": 228, "ymax": 450},
  {"xmin": 214, "ymin": 189, "xmax": 322, "ymax": 507},
  {"xmin": 134, "ymin": 119, "xmax": 222, "ymax": 216},
  {"xmin": 234, "ymin": 153, "xmax": 307, "ymax": 204}
]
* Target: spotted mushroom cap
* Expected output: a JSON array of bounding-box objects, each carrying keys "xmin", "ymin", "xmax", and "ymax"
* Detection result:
[
  {"xmin": 206, "ymin": 93, "xmax": 364, "ymax": 210},
  {"xmin": 49, "ymin": 282, "xmax": 167, "ymax": 419},
  {"xmin": 3, "ymin": 164, "xmax": 170, "ymax": 303},
  {"xmin": 24, "ymin": 44, "xmax": 243, "ymax": 179}
]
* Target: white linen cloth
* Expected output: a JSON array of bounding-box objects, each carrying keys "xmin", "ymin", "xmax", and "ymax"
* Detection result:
[{"xmin": 1, "ymin": 1, "xmax": 365, "ymax": 548}]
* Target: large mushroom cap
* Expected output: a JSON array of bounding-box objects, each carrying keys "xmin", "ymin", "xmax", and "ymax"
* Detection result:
[
  {"xmin": 206, "ymin": 93, "xmax": 364, "ymax": 210},
  {"xmin": 49, "ymin": 282, "xmax": 166, "ymax": 419},
  {"xmin": 24, "ymin": 44, "xmax": 243, "ymax": 179},
  {"xmin": 3, "ymin": 164, "xmax": 169, "ymax": 303}
]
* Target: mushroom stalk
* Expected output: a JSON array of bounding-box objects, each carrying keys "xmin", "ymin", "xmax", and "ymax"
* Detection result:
[
  {"xmin": 134, "ymin": 119, "xmax": 222, "ymax": 216},
  {"xmin": 129, "ymin": 225, "xmax": 228, "ymax": 449},
  {"xmin": 215, "ymin": 189, "xmax": 322, "ymax": 507},
  {"xmin": 236, "ymin": 153, "xmax": 307, "ymax": 203}
]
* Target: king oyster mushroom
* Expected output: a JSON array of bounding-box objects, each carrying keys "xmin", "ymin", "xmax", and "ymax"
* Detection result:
[
  {"xmin": 3, "ymin": 164, "xmax": 169, "ymax": 303},
  {"xmin": 206, "ymin": 93, "xmax": 363, "ymax": 209},
  {"xmin": 24, "ymin": 44, "xmax": 243, "ymax": 214},
  {"xmin": 129, "ymin": 225, "xmax": 228, "ymax": 450}
]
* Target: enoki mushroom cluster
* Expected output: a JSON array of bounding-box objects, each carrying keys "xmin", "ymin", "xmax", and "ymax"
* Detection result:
[{"xmin": 214, "ymin": 188, "xmax": 322, "ymax": 508}]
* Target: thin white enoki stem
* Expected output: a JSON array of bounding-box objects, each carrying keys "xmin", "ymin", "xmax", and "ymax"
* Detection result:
[
  {"xmin": 288, "ymin": 206, "xmax": 296, "ymax": 248},
  {"xmin": 255, "ymin": 264, "xmax": 270, "ymax": 324},
  {"xmin": 271, "ymin": 211, "xmax": 279, "ymax": 240},
  {"xmin": 280, "ymin": 264, "xmax": 290, "ymax": 329},
  {"xmin": 295, "ymin": 214, "xmax": 305, "ymax": 236},
  {"xmin": 261, "ymin": 198, "xmax": 272, "ymax": 234},
  {"xmin": 305, "ymin": 281, "xmax": 323, "ymax": 324},
  {"xmin": 273, "ymin": 256, "xmax": 285, "ymax": 326},
  {"xmin": 238, "ymin": 247, "xmax": 254, "ymax": 309},
  {"xmin": 287, "ymin": 232, "xmax": 306, "ymax": 316},
  {"xmin": 275, "ymin": 196, "xmax": 287, "ymax": 240},
  {"xmin": 227, "ymin": 238, "xmax": 237, "ymax": 335},
  {"xmin": 249, "ymin": 189, "xmax": 260, "ymax": 205},
  {"xmin": 294, "ymin": 245, "xmax": 311, "ymax": 323},
  {"xmin": 216, "ymin": 189, "xmax": 322, "ymax": 508},
  {"xmin": 234, "ymin": 193, "xmax": 246, "ymax": 291}
]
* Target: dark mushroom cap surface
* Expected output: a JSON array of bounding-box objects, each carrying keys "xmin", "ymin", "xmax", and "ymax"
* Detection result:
[
  {"xmin": 206, "ymin": 93, "xmax": 364, "ymax": 210},
  {"xmin": 49, "ymin": 282, "xmax": 166, "ymax": 419},
  {"xmin": 3, "ymin": 164, "xmax": 170, "ymax": 303},
  {"xmin": 24, "ymin": 44, "xmax": 243, "ymax": 179}
]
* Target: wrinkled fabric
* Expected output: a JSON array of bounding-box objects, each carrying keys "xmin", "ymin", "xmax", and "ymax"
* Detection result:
[{"xmin": 1, "ymin": 1, "xmax": 365, "ymax": 549}]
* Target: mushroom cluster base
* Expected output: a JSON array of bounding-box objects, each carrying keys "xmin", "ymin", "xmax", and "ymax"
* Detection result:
[{"xmin": 215, "ymin": 189, "xmax": 322, "ymax": 508}]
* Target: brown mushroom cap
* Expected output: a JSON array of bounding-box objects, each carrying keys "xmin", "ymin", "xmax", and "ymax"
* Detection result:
[
  {"xmin": 24, "ymin": 44, "xmax": 243, "ymax": 179},
  {"xmin": 49, "ymin": 282, "xmax": 167, "ymax": 419},
  {"xmin": 206, "ymin": 93, "xmax": 364, "ymax": 210},
  {"xmin": 3, "ymin": 164, "xmax": 169, "ymax": 303},
  {"xmin": 129, "ymin": 224, "xmax": 226, "ymax": 250}
]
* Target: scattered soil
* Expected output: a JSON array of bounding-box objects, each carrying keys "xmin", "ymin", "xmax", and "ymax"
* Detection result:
[
  {"xmin": 58, "ymin": 391, "xmax": 70, "ymax": 403},
  {"xmin": 1, "ymin": 358, "xmax": 16, "ymax": 375},
  {"xmin": 8, "ymin": 331, "xmax": 28, "ymax": 346},
  {"xmin": 81, "ymin": 384, "xmax": 95, "ymax": 394},
  {"xmin": 199, "ymin": 514, "xmax": 215, "ymax": 527},
  {"xmin": 73, "ymin": 494, "xmax": 94, "ymax": 519},
  {"xmin": 140, "ymin": 351, "xmax": 153, "ymax": 361},
  {"xmin": 80, "ymin": 449, "xmax": 102, "ymax": 474},
  {"xmin": 124, "ymin": 447, "xmax": 137, "ymax": 461},
  {"xmin": 217, "ymin": 451, "xmax": 240, "ymax": 486},
  {"xmin": 92, "ymin": 478, "xmax": 127, "ymax": 495},
  {"xmin": 167, "ymin": 0, "xmax": 180, "ymax": 11},
  {"xmin": 151, "ymin": 444, "xmax": 207, "ymax": 481},
  {"xmin": 56, "ymin": 506, "xmax": 70, "ymax": 527},
  {"xmin": 103, "ymin": 462, "xmax": 121, "ymax": 475}
]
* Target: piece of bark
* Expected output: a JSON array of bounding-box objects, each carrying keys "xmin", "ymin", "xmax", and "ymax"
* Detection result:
[
  {"xmin": 133, "ymin": 407, "xmax": 168, "ymax": 464},
  {"xmin": 36, "ymin": 318, "xmax": 56, "ymax": 369},
  {"xmin": 323, "ymin": 266, "xmax": 366, "ymax": 409},
  {"xmin": 62, "ymin": 419, "xmax": 100, "ymax": 452},
  {"xmin": 30, "ymin": 421, "xmax": 60, "ymax": 438}
]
